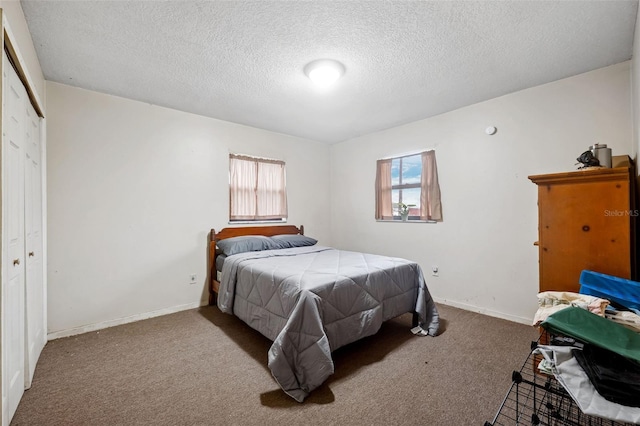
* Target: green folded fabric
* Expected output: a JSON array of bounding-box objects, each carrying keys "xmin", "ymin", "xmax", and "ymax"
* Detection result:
[{"xmin": 541, "ymin": 306, "xmax": 640, "ymax": 363}]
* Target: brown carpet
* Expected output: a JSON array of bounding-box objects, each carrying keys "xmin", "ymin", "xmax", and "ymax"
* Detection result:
[{"xmin": 11, "ymin": 304, "xmax": 539, "ymax": 426}]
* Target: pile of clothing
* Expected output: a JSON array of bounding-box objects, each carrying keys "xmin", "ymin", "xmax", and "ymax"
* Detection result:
[
  {"xmin": 532, "ymin": 270, "xmax": 640, "ymax": 424},
  {"xmin": 533, "ymin": 270, "xmax": 640, "ymax": 332}
]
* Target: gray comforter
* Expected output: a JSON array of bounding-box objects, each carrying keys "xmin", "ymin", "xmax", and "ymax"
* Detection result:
[{"xmin": 218, "ymin": 246, "xmax": 439, "ymax": 402}]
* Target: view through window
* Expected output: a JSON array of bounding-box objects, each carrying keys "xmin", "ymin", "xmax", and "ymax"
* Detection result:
[{"xmin": 391, "ymin": 153, "xmax": 422, "ymax": 218}]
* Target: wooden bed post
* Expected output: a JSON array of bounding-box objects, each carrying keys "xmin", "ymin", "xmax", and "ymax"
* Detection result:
[
  {"xmin": 207, "ymin": 224, "xmax": 304, "ymax": 307},
  {"xmin": 208, "ymin": 229, "xmax": 217, "ymax": 305}
]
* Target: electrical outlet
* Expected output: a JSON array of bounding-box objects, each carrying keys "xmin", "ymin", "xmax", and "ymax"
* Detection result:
[
  {"xmin": 431, "ymin": 266, "xmax": 439, "ymax": 277},
  {"xmin": 189, "ymin": 273, "xmax": 197, "ymax": 284}
]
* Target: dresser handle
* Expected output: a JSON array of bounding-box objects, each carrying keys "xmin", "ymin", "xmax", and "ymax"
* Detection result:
[
  {"xmin": 13, "ymin": 258, "xmax": 20, "ymax": 266},
  {"xmin": 28, "ymin": 251, "xmax": 34, "ymax": 257},
  {"xmin": 582, "ymin": 225, "xmax": 590, "ymax": 232}
]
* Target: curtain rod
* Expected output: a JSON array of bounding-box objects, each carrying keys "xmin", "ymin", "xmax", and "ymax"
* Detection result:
[{"xmin": 379, "ymin": 148, "xmax": 434, "ymax": 160}]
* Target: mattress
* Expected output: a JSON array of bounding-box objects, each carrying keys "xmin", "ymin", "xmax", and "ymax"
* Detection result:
[{"xmin": 215, "ymin": 253, "xmax": 226, "ymax": 272}]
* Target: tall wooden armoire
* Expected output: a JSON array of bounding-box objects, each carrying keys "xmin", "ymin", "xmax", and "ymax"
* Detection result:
[{"xmin": 529, "ymin": 165, "xmax": 636, "ymax": 293}]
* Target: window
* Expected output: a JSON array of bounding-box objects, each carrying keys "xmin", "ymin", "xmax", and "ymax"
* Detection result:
[
  {"xmin": 229, "ymin": 154, "xmax": 287, "ymax": 222},
  {"xmin": 375, "ymin": 150, "xmax": 442, "ymax": 221}
]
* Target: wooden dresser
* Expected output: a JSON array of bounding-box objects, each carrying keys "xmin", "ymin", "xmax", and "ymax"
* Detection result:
[{"xmin": 529, "ymin": 166, "xmax": 636, "ymax": 293}]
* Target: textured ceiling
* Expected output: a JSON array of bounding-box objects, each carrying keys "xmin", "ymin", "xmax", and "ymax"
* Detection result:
[{"xmin": 21, "ymin": 1, "xmax": 638, "ymax": 144}]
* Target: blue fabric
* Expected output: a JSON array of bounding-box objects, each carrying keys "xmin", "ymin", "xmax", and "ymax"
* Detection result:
[{"xmin": 579, "ymin": 270, "xmax": 640, "ymax": 312}]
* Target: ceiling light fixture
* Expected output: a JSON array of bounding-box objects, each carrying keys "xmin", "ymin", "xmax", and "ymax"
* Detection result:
[{"xmin": 304, "ymin": 59, "xmax": 345, "ymax": 88}]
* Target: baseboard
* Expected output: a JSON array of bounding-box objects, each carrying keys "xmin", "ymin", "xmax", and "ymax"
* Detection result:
[
  {"xmin": 434, "ymin": 297, "xmax": 533, "ymax": 326},
  {"xmin": 48, "ymin": 298, "xmax": 530, "ymax": 339},
  {"xmin": 47, "ymin": 301, "xmax": 206, "ymax": 340}
]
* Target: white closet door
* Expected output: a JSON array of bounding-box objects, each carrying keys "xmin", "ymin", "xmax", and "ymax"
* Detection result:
[
  {"xmin": 2, "ymin": 51, "xmax": 26, "ymax": 424},
  {"xmin": 24, "ymin": 100, "xmax": 44, "ymax": 389}
]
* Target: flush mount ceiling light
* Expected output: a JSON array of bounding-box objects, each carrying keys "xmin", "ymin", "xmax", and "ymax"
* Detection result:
[{"xmin": 304, "ymin": 59, "xmax": 345, "ymax": 88}]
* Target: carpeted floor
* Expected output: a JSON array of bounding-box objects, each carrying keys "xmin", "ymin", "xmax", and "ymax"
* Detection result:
[{"xmin": 11, "ymin": 303, "xmax": 539, "ymax": 426}]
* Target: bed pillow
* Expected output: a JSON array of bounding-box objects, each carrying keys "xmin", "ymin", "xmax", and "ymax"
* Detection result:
[
  {"xmin": 271, "ymin": 234, "xmax": 318, "ymax": 249},
  {"xmin": 216, "ymin": 235, "xmax": 278, "ymax": 256}
]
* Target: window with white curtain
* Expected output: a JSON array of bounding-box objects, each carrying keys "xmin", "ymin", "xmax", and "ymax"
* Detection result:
[
  {"xmin": 229, "ymin": 154, "xmax": 287, "ymax": 222},
  {"xmin": 375, "ymin": 150, "xmax": 442, "ymax": 222}
]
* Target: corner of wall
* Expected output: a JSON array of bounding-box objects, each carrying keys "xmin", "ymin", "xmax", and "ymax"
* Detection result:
[
  {"xmin": 0, "ymin": 0, "xmax": 46, "ymax": 105},
  {"xmin": 632, "ymin": 2, "xmax": 640, "ymax": 167}
]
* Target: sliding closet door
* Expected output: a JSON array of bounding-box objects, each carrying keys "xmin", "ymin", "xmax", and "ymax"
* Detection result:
[
  {"xmin": 2, "ymin": 51, "xmax": 26, "ymax": 424},
  {"xmin": 24, "ymin": 100, "xmax": 44, "ymax": 388}
]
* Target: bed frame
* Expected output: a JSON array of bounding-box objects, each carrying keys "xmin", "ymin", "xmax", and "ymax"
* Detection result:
[{"xmin": 207, "ymin": 224, "xmax": 304, "ymax": 305}]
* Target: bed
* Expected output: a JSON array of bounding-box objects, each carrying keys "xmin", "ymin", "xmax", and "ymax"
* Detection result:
[{"xmin": 208, "ymin": 225, "xmax": 439, "ymax": 402}]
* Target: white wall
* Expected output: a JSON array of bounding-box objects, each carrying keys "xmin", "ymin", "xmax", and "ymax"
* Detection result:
[
  {"xmin": 330, "ymin": 62, "xmax": 633, "ymax": 324},
  {"xmin": 633, "ymin": 5, "xmax": 640, "ymax": 161},
  {"xmin": 45, "ymin": 82, "xmax": 331, "ymax": 335}
]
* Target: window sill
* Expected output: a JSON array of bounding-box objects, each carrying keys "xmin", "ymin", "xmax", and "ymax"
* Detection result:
[{"xmin": 376, "ymin": 219, "xmax": 437, "ymax": 224}]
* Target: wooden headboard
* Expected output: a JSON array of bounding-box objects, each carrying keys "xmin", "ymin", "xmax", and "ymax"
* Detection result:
[{"xmin": 207, "ymin": 225, "xmax": 304, "ymax": 305}]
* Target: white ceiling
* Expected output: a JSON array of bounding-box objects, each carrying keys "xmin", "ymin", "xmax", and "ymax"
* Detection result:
[{"xmin": 21, "ymin": 0, "xmax": 638, "ymax": 144}]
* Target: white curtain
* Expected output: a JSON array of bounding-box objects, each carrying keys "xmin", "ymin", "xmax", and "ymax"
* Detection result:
[{"xmin": 230, "ymin": 154, "xmax": 287, "ymax": 221}]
